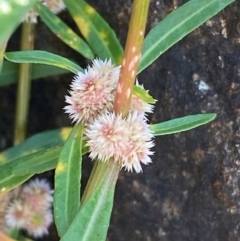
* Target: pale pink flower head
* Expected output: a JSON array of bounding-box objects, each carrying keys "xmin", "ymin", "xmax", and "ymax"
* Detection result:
[
  {"xmin": 6, "ymin": 200, "xmax": 52, "ymax": 238},
  {"xmin": 21, "ymin": 179, "xmax": 53, "ymax": 210},
  {"xmin": 24, "ymin": 209, "xmax": 53, "ymax": 238},
  {"xmin": 130, "ymin": 82, "xmax": 154, "ymax": 117},
  {"xmin": 64, "ymin": 59, "xmax": 120, "ymax": 123},
  {"xmin": 43, "ymin": 0, "xmax": 65, "ymax": 13},
  {"xmin": 24, "ymin": 0, "xmax": 65, "ymax": 23},
  {"xmin": 130, "ymin": 95, "xmax": 153, "ymax": 117},
  {"xmin": 5, "ymin": 179, "xmax": 53, "ymax": 238},
  {"xmin": 5, "ymin": 200, "xmax": 27, "ymax": 229},
  {"xmin": 85, "ymin": 111, "xmax": 155, "ymax": 173}
]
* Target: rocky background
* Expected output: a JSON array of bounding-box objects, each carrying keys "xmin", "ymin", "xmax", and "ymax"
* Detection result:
[{"xmin": 1, "ymin": 0, "xmax": 240, "ymax": 240}]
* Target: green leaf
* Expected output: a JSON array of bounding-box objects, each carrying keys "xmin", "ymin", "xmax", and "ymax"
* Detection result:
[
  {"xmin": 0, "ymin": 128, "xmax": 71, "ymax": 165},
  {"xmin": 12, "ymin": 142, "xmax": 89, "ymax": 176},
  {"xmin": 0, "ymin": 60, "xmax": 70, "ymax": 86},
  {"xmin": 0, "ymin": 158, "xmax": 32, "ymax": 196},
  {"xmin": 0, "ymin": 174, "xmax": 32, "ymax": 196},
  {"xmin": 63, "ymin": 0, "xmax": 123, "ymax": 65},
  {"xmin": 60, "ymin": 162, "xmax": 117, "ymax": 241},
  {"xmin": 54, "ymin": 124, "xmax": 84, "ymax": 237},
  {"xmin": 12, "ymin": 146, "xmax": 62, "ymax": 176},
  {"xmin": 133, "ymin": 85, "xmax": 156, "ymax": 104},
  {"xmin": 0, "ymin": 0, "xmax": 37, "ymax": 46},
  {"xmin": 150, "ymin": 113, "xmax": 216, "ymax": 136},
  {"xmin": 4, "ymin": 51, "xmax": 82, "ymax": 74},
  {"xmin": 36, "ymin": 2, "xmax": 94, "ymax": 59},
  {"xmin": 139, "ymin": 0, "xmax": 234, "ymax": 73},
  {"xmin": 0, "ymin": 147, "xmax": 61, "ymax": 195}
]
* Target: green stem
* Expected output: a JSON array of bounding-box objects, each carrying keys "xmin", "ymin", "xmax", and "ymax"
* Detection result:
[
  {"xmin": 0, "ymin": 40, "xmax": 7, "ymax": 73},
  {"xmin": 81, "ymin": 0, "xmax": 150, "ymax": 202},
  {"xmin": 81, "ymin": 161, "xmax": 120, "ymax": 205},
  {"xmin": 14, "ymin": 22, "xmax": 35, "ymax": 145}
]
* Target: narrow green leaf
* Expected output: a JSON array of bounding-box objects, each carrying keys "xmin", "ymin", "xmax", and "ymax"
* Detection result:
[
  {"xmin": 0, "ymin": 174, "xmax": 32, "ymax": 196},
  {"xmin": 0, "ymin": 147, "xmax": 61, "ymax": 195},
  {"xmin": 0, "ymin": 156, "xmax": 32, "ymax": 196},
  {"xmin": 63, "ymin": 0, "xmax": 123, "ymax": 65},
  {"xmin": 133, "ymin": 85, "xmax": 156, "ymax": 104},
  {"xmin": 54, "ymin": 124, "xmax": 84, "ymax": 237},
  {"xmin": 60, "ymin": 162, "xmax": 118, "ymax": 241},
  {"xmin": 0, "ymin": 61, "xmax": 69, "ymax": 86},
  {"xmin": 12, "ymin": 146, "xmax": 62, "ymax": 176},
  {"xmin": 36, "ymin": 2, "xmax": 94, "ymax": 59},
  {"xmin": 150, "ymin": 113, "xmax": 216, "ymax": 136},
  {"xmin": 0, "ymin": 128, "xmax": 71, "ymax": 165},
  {"xmin": 139, "ymin": 0, "xmax": 234, "ymax": 73},
  {"xmin": 12, "ymin": 142, "xmax": 89, "ymax": 176},
  {"xmin": 4, "ymin": 51, "xmax": 82, "ymax": 74},
  {"xmin": 0, "ymin": 0, "xmax": 37, "ymax": 46}
]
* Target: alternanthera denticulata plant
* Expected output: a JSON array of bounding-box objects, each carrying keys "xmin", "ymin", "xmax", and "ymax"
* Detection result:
[{"xmin": 0, "ymin": 0, "xmax": 235, "ymax": 240}]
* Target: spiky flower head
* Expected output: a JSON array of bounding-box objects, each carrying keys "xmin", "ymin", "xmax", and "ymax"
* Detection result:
[
  {"xmin": 64, "ymin": 59, "xmax": 120, "ymax": 124},
  {"xmin": 130, "ymin": 82, "xmax": 154, "ymax": 117},
  {"xmin": 24, "ymin": 209, "xmax": 53, "ymax": 238},
  {"xmin": 130, "ymin": 94, "xmax": 153, "ymax": 116},
  {"xmin": 5, "ymin": 200, "xmax": 26, "ymax": 229},
  {"xmin": 85, "ymin": 111, "xmax": 154, "ymax": 173},
  {"xmin": 24, "ymin": 0, "xmax": 65, "ymax": 23},
  {"xmin": 5, "ymin": 179, "xmax": 53, "ymax": 238},
  {"xmin": 21, "ymin": 178, "xmax": 53, "ymax": 209}
]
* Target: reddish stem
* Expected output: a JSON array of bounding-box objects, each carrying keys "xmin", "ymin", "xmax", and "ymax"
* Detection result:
[{"xmin": 114, "ymin": 0, "xmax": 150, "ymax": 116}]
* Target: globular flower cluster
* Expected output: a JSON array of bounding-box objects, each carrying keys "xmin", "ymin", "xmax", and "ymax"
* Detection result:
[
  {"xmin": 24, "ymin": 0, "xmax": 65, "ymax": 23},
  {"xmin": 5, "ymin": 179, "xmax": 53, "ymax": 238},
  {"xmin": 65, "ymin": 58, "xmax": 155, "ymax": 173},
  {"xmin": 64, "ymin": 59, "xmax": 120, "ymax": 123},
  {"xmin": 85, "ymin": 111, "xmax": 154, "ymax": 173}
]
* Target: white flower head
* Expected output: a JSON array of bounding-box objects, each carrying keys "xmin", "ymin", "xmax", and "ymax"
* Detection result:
[
  {"xmin": 130, "ymin": 81, "xmax": 154, "ymax": 117},
  {"xmin": 64, "ymin": 59, "xmax": 120, "ymax": 124},
  {"xmin": 5, "ymin": 179, "xmax": 53, "ymax": 238},
  {"xmin": 21, "ymin": 178, "xmax": 53, "ymax": 210},
  {"xmin": 24, "ymin": 209, "xmax": 53, "ymax": 238},
  {"xmin": 85, "ymin": 111, "xmax": 155, "ymax": 173},
  {"xmin": 24, "ymin": 0, "xmax": 65, "ymax": 23},
  {"xmin": 5, "ymin": 200, "xmax": 26, "ymax": 229}
]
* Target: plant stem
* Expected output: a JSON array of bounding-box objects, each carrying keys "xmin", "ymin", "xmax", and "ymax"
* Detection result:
[
  {"xmin": 82, "ymin": 0, "xmax": 150, "ymax": 202},
  {"xmin": 81, "ymin": 160, "xmax": 120, "ymax": 205},
  {"xmin": 0, "ymin": 40, "xmax": 7, "ymax": 73},
  {"xmin": 114, "ymin": 0, "xmax": 150, "ymax": 116},
  {"xmin": 14, "ymin": 22, "xmax": 35, "ymax": 145}
]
